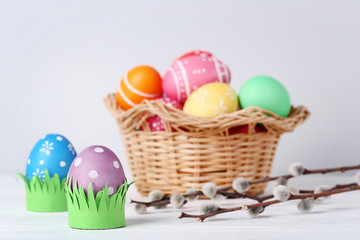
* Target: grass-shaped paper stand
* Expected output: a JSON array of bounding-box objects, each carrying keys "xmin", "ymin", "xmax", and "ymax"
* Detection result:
[
  {"xmin": 17, "ymin": 169, "xmax": 67, "ymax": 212},
  {"xmin": 65, "ymin": 179, "xmax": 133, "ymax": 230}
]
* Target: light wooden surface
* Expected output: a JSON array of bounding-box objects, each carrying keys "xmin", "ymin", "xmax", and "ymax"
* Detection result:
[{"xmin": 1, "ymin": 173, "xmax": 359, "ymax": 240}]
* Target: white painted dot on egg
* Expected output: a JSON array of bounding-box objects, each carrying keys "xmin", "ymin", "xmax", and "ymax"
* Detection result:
[
  {"xmin": 202, "ymin": 68, "xmax": 206, "ymax": 73},
  {"xmin": 74, "ymin": 157, "xmax": 82, "ymax": 167},
  {"xmin": 108, "ymin": 187, "xmax": 114, "ymax": 195},
  {"xmin": 153, "ymin": 122, "xmax": 157, "ymax": 127},
  {"xmin": 39, "ymin": 160, "xmax": 44, "ymax": 165},
  {"xmin": 60, "ymin": 161, "xmax": 66, "ymax": 167},
  {"xmin": 197, "ymin": 69, "xmax": 201, "ymax": 74},
  {"xmin": 27, "ymin": 159, "xmax": 31, "ymax": 165},
  {"xmin": 113, "ymin": 161, "xmax": 120, "ymax": 169},
  {"xmin": 192, "ymin": 70, "xmax": 197, "ymax": 74},
  {"xmin": 94, "ymin": 147, "xmax": 104, "ymax": 153},
  {"xmin": 56, "ymin": 136, "xmax": 63, "ymax": 141},
  {"xmin": 89, "ymin": 170, "xmax": 98, "ymax": 179}
]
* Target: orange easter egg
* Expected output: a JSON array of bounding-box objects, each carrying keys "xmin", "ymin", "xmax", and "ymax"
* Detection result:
[{"xmin": 116, "ymin": 65, "xmax": 163, "ymax": 110}]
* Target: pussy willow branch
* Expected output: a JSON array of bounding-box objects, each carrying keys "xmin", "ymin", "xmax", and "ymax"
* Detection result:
[
  {"xmin": 131, "ymin": 196, "xmax": 170, "ymax": 207},
  {"xmin": 219, "ymin": 183, "xmax": 358, "ymax": 202},
  {"xmin": 178, "ymin": 183, "xmax": 360, "ymax": 222},
  {"xmin": 220, "ymin": 163, "xmax": 360, "ymax": 191},
  {"xmin": 131, "ymin": 164, "xmax": 360, "ymax": 207},
  {"xmin": 130, "ymin": 190, "xmax": 268, "ymax": 207},
  {"xmin": 299, "ymin": 183, "xmax": 357, "ymax": 194}
]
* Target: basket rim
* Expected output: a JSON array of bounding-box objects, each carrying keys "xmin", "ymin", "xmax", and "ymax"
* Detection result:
[{"xmin": 104, "ymin": 93, "xmax": 310, "ymax": 134}]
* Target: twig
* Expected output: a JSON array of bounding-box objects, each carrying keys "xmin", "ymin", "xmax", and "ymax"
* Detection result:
[
  {"xmin": 179, "ymin": 183, "xmax": 360, "ymax": 222},
  {"xmin": 131, "ymin": 196, "xmax": 170, "ymax": 207},
  {"xmin": 220, "ymin": 163, "xmax": 360, "ymax": 191},
  {"xmin": 131, "ymin": 164, "xmax": 360, "ymax": 207},
  {"xmin": 299, "ymin": 183, "xmax": 357, "ymax": 194},
  {"xmin": 131, "ymin": 190, "xmax": 270, "ymax": 207}
]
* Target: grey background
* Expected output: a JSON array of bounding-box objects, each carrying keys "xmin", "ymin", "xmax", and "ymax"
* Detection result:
[{"xmin": 1, "ymin": 0, "xmax": 359, "ymax": 177}]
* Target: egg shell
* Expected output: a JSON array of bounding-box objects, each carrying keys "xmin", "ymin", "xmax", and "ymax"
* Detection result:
[
  {"xmin": 239, "ymin": 76, "xmax": 291, "ymax": 117},
  {"xmin": 184, "ymin": 83, "xmax": 239, "ymax": 117},
  {"xmin": 229, "ymin": 124, "xmax": 267, "ymax": 134},
  {"xmin": 163, "ymin": 50, "xmax": 231, "ymax": 103},
  {"xmin": 145, "ymin": 97, "xmax": 183, "ymax": 131},
  {"xmin": 116, "ymin": 65, "xmax": 162, "ymax": 110},
  {"xmin": 177, "ymin": 50, "xmax": 213, "ymax": 60},
  {"xmin": 67, "ymin": 145, "xmax": 125, "ymax": 196},
  {"xmin": 26, "ymin": 134, "xmax": 77, "ymax": 180}
]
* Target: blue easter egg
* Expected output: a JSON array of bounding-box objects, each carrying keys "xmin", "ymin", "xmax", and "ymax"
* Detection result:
[{"xmin": 26, "ymin": 134, "xmax": 77, "ymax": 180}]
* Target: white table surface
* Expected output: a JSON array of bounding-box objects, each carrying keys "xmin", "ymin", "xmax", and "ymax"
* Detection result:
[{"xmin": 1, "ymin": 172, "xmax": 359, "ymax": 240}]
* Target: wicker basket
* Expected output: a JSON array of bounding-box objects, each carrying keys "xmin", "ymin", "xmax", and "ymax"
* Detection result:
[{"xmin": 104, "ymin": 94, "xmax": 309, "ymax": 196}]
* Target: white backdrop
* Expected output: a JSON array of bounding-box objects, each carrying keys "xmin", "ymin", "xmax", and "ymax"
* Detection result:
[{"xmin": 1, "ymin": 0, "xmax": 359, "ymax": 177}]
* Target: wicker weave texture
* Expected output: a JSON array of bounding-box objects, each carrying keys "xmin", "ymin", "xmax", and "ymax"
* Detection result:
[{"xmin": 104, "ymin": 94, "xmax": 309, "ymax": 196}]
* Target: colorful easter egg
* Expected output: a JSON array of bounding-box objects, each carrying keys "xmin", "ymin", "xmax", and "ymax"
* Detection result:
[
  {"xmin": 184, "ymin": 83, "xmax": 239, "ymax": 117},
  {"xmin": 145, "ymin": 97, "xmax": 183, "ymax": 131},
  {"xmin": 229, "ymin": 124, "xmax": 267, "ymax": 134},
  {"xmin": 177, "ymin": 50, "xmax": 213, "ymax": 60},
  {"xmin": 116, "ymin": 65, "xmax": 162, "ymax": 110},
  {"xmin": 26, "ymin": 133, "xmax": 77, "ymax": 180},
  {"xmin": 67, "ymin": 145, "xmax": 125, "ymax": 196},
  {"xmin": 163, "ymin": 50, "xmax": 231, "ymax": 103},
  {"xmin": 239, "ymin": 76, "xmax": 291, "ymax": 117}
]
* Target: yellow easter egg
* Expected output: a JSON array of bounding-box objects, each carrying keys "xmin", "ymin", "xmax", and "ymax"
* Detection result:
[{"xmin": 184, "ymin": 83, "xmax": 239, "ymax": 117}]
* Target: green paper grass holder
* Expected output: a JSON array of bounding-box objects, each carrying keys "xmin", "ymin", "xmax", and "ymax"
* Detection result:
[
  {"xmin": 17, "ymin": 170, "xmax": 67, "ymax": 212},
  {"xmin": 66, "ymin": 179, "xmax": 132, "ymax": 230}
]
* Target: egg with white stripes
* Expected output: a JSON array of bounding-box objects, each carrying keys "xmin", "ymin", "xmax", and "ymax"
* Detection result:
[
  {"xmin": 163, "ymin": 50, "xmax": 231, "ymax": 103},
  {"xmin": 67, "ymin": 145, "xmax": 125, "ymax": 196},
  {"xmin": 26, "ymin": 133, "xmax": 77, "ymax": 180},
  {"xmin": 116, "ymin": 65, "xmax": 162, "ymax": 110}
]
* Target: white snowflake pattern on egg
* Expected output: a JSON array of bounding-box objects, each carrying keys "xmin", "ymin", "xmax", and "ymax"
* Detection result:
[
  {"xmin": 26, "ymin": 134, "xmax": 77, "ymax": 180},
  {"xmin": 67, "ymin": 145, "xmax": 125, "ymax": 196}
]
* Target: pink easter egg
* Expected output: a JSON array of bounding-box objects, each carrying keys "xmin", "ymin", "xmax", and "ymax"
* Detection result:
[
  {"xmin": 67, "ymin": 145, "xmax": 125, "ymax": 196},
  {"xmin": 229, "ymin": 124, "xmax": 268, "ymax": 135},
  {"xmin": 163, "ymin": 50, "xmax": 231, "ymax": 103},
  {"xmin": 177, "ymin": 50, "xmax": 213, "ymax": 60},
  {"xmin": 146, "ymin": 97, "xmax": 183, "ymax": 131}
]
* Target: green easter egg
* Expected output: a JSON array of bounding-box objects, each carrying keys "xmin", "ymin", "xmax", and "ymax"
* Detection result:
[{"xmin": 239, "ymin": 76, "xmax": 291, "ymax": 117}]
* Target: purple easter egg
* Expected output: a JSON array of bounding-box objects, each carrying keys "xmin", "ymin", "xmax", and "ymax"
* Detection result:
[{"xmin": 67, "ymin": 145, "xmax": 125, "ymax": 196}]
